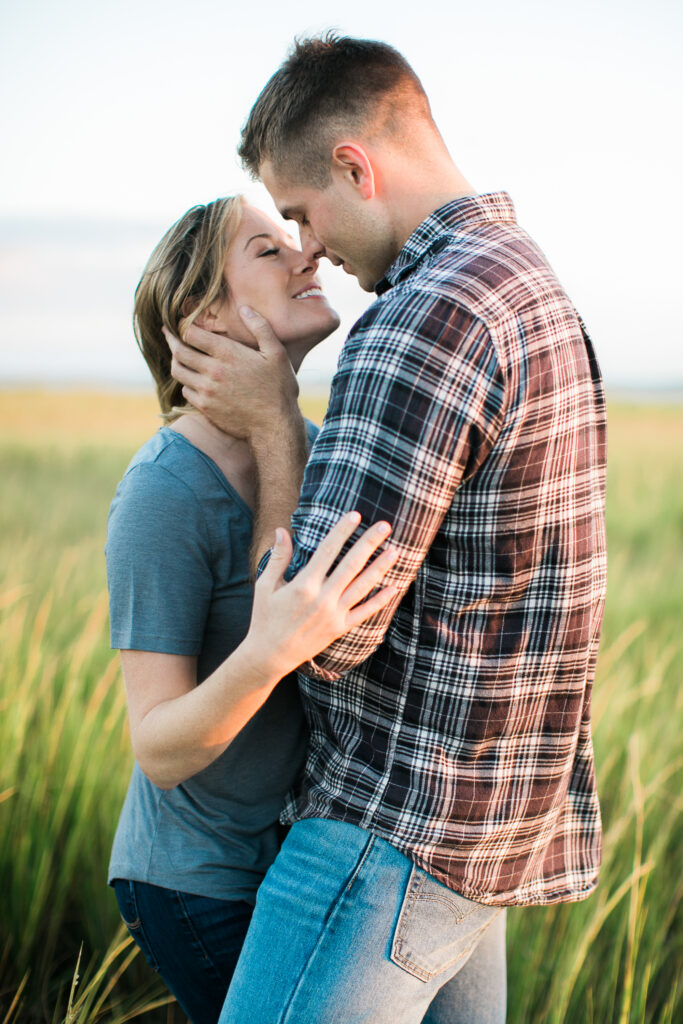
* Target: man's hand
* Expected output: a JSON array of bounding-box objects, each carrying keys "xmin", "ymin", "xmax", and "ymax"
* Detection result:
[{"xmin": 163, "ymin": 306, "xmax": 299, "ymax": 440}]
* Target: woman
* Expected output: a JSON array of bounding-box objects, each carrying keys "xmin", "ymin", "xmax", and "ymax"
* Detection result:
[{"xmin": 105, "ymin": 196, "xmax": 398, "ymax": 1023}]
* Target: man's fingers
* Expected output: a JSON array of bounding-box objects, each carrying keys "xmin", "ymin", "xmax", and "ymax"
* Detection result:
[
  {"xmin": 179, "ymin": 385, "xmax": 203, "ymax": 408},
  {"xmin": 182, "ymin": 322, "xmax": 224, "ymax": 358},
  {"xmin": 239, "ymin": 307, "xmax": 286, "ymax": 357},
  {"xmin": 163, "ymin": 326, "xmax": 224, "ymax": 373},
  {"xmin": 170, "ymin": 357, "xmax": 208, "ymax": 391},
  {"xmin": 163, "ymin": 326, "xmax": 198, "ymax": 363},
  {"xmin": 340, "ymin": 545, "xmax": 400, "ymax": 609}
]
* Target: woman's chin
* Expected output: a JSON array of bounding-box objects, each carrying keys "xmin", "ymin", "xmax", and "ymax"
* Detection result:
[
  {"xmin": 286, "ymin": 338, "xmax": 332, "ymax": 375},
  {"xmin": 283, "ymin": 313, "xmax": 340, "ymax": 363}
]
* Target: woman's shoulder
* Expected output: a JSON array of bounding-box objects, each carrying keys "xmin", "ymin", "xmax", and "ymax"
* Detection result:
[
  {"xmin": 107, "ymin": 428, "xmax": 251, "ymax": 556},
  {"xmin": 304, "ymin": 417, "xmax": 320, "ymax": 448},
  {"xmin": 115, "ymin": 428, "xmax": 235, "ymax": 508},
  {"xmin": 108, "ymin": 430, "xmax": 216, "ymax": 541}
]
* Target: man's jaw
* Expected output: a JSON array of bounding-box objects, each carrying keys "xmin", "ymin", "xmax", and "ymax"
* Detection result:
[
  {"xmin": 327, "ymin": 251, "xmax": 356, "ymax": 279},
  {"xmin": 324, "ymin": 251, "xmax": 375, "ymax": 290}
]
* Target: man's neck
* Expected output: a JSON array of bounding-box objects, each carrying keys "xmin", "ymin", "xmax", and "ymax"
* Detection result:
[{"xmin": 389, "ymin": 163, "xmax": 476, "ymax": 258}]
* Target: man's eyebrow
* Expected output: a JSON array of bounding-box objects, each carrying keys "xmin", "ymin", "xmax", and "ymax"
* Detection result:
[{"xmin": 244, "ymin": 233, "xmax": 274, "ymax": 250}]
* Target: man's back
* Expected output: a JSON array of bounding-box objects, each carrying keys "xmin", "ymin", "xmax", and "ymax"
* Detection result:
[{"xmin": 284, "ymin": 192, "xmax": 607, "ymax": 906}]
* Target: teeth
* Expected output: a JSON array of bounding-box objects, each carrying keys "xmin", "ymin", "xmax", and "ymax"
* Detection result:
[{"xmin": 294, "ymin": 288, "xmax": 323, "ymax": 299}]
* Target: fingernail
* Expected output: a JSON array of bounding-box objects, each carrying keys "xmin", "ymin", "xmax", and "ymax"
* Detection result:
[
  {"xmin": 376, "ymin": 521, "xmax": 392, "ymax": 536},
  {"xmin": 348, "ymin": 511, "xmax": 361, "ymax": 525},
  {"xmin": 274, "ymin": 528, "xmax": 283, "ymax": 544},
  {"xmin": 240, "ymin": 305, "xmax": 256, "ymax": 319}
]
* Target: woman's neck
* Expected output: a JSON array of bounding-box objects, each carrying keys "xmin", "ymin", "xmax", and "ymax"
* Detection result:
[{"xmin": 168, "ymin": 412, "xmax": 257, "ymax": 508}]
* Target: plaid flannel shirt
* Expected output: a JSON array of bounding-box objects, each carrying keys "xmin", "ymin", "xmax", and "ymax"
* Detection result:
[{"xmin": 280, "ymin": 193, "xmax": 606, "ymax": 905}]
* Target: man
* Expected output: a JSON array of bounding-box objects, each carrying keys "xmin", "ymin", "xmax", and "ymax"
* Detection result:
[{"xmin": 168, "ymin": 34, "xmax": 606, "ymax": 1024}]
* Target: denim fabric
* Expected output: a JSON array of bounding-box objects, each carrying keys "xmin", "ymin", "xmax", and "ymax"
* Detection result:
[
  {"xmin": 113, "ymin": 879, "xmax": 253, "ymax": 1024},
  {"xmin": 218, "ymin": 819, "xmax": 506, "ymax": 1024}
]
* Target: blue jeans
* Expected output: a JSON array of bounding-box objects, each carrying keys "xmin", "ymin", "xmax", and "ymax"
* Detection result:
[
  {"xmin": 113, "ymin": 879, "xmax": 253, "ymax": 1024},
  {"xmin": 218, "ymin": 819, "xmax": 506, "ymax": 1024}
]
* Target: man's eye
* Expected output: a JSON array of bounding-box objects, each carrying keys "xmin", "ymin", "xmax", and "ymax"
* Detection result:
[{"xmin": 258, "ymin": 247, "xmax": 280, "ymax": 257}]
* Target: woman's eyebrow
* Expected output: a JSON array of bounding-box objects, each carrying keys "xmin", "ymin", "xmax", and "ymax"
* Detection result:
[{"xmin": 244, "ymin": 233, "xmax": 275, "ymax": 250}]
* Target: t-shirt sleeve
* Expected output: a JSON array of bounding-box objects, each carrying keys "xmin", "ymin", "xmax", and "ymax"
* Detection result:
[
  {"xmin": 105, "ymin": 461, "xmax": 213, "ymax": 654},
  {"xmin": 304, "ymin": 417, "xmax": 320, "ymax": 449}
]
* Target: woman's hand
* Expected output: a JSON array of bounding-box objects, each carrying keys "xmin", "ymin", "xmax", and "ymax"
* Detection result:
[
  {"xmin": 242, "ymin": 512, "xmax": 399, "ymax": 682},
  {"xmin": 120, "ymin": 513, "xmax": 398, "ymax": 788}
]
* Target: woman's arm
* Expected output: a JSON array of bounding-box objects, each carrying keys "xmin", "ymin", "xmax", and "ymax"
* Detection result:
[{"xmin": 122, "ymin": 513, "xmax": 398, "ymax": 789}]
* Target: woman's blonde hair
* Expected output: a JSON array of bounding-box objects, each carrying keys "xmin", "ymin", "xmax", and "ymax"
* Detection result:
[{"xmin": 134, "ymin": 196, "xmax": 244, "ymax": 421}]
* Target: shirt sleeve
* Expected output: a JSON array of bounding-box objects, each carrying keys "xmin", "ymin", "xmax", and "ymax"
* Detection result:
[
  {"xmin": 286, "ymin": 287, "xmax": 507, "ymax": 680},
  {"xmin": 105, "ymin": 461, "xmax": 213, "ymax": 654}
]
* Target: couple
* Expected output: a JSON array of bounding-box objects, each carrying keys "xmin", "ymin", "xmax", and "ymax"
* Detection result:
[{"xmin": 107, "ymin": 34, "xmax": 607, "ymax": 1024}]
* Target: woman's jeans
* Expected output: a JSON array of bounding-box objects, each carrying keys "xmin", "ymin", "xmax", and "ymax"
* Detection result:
[
  {"xmin": 113, "ymin": 878, "xmax": 253, "ymax": 1024},
  {"xmin": 218, "ymin": 818, "xmax": 507, "ymax": 1024}
]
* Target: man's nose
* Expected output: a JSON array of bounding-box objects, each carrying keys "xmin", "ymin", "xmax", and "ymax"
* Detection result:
[{"xmin": 299, "ymin": 225, "xmax": 326, "ymax": 262}]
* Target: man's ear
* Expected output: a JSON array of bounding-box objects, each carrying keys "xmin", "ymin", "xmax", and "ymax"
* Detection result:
[{"xmin": 331, "ymin": 143, "xmax": 376, "ymax": 200}]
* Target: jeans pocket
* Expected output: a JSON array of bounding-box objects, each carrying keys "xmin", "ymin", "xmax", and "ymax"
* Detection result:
[
  {"xmin": 112, "ymin": 879, "xmax": 160, "ymax": 973},
  {"xmin": 390, "ymin": 865, "xmax": 501, "ymax": 982}
]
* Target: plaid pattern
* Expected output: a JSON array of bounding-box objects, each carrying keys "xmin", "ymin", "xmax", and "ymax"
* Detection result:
[{"xmin": 282, "ymin": 193, "xmax": 606, "ymax": 905}]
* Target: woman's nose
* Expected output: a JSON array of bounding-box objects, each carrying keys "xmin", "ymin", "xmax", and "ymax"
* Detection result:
[{"xmin": 291, "ymin": 248, "xmax": 319, "ymax": 275}]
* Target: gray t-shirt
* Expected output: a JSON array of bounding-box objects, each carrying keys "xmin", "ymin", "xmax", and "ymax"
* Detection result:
[{"xmin": 106, "ymin": 425, "xmax": 314, "ymax": 901}]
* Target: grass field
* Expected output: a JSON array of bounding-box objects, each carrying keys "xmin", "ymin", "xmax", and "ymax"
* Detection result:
[{"xmin": 0, "ymin": 390, "xmax": 681, "ymax": 1023}]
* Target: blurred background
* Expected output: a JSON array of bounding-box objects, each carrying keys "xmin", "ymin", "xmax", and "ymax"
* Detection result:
[
  {"xmin": 1, "ymin": 0, "xmax": 682, "ymax": 395},
  {"xmin": 1, "ymin": 1, "xmax": 681, "ymax": 1022}
]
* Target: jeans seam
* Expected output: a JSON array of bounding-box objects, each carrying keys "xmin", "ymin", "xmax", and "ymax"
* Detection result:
[
  {"xmin": 118, "ymin": 881, "xmax": 161, "ymax": 973},
  {"xmin": 120, "ymin": 880, "xmax": 142, "ymax": 930},
  {"xmin": 281, "ymin": 833, "xmax": 377, "ymax": 1023},
  {"xmin": 412, "ymin": 868, "xmax": 472, "ymax": 920},
  {"xmin": 172, "ymin": 890, "xmax": 230, "ymax": 986},
  {"xmin": 395, "ymin": 868, "xmax": 468, "ymax": 966},
  {"xmin": 395, "ymin": 899, "xmax": 503, "ymax": 982},
  {"xmin": 392, "ymin": 867, "xmax": 503, "ymax": 982}
]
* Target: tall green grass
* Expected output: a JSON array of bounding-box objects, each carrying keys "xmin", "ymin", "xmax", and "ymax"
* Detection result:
[{"xmin": 0, "ymin": 399, "xmax": 681, "ymax": 1022}]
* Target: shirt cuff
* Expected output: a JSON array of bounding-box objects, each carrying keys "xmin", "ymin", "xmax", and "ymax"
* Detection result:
[
  {"xmin": 298, "ymin": 661, "xmax": 343, "ymax": 683},
  {"xmin": 255, "ymin": 548, "xmax": 272, "ymax": 578}
]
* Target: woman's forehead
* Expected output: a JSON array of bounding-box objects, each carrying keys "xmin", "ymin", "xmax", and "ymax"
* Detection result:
[{"xmin": 239, "ymin": 204, "xmax": 297, "ymax": 245}]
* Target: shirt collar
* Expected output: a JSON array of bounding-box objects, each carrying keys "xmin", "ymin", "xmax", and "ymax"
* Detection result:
[{"xmin": 375, "ymin": 191, "xmax": 517, "ymax": 295}]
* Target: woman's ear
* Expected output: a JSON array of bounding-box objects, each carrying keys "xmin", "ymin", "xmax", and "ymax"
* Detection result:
[{"xmin": 182, "ymin": 297, "xmax": 229, "ymax": 333}]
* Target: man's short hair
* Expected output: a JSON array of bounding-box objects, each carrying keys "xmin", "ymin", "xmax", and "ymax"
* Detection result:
[{"xmin": 238, "ymin": 33, "xmax": 433, "ymax": 187}]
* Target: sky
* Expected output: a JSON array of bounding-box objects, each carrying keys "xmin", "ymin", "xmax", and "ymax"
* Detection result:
[{"xmin": 1, "ymin": 0, "xmax": 682, "ymax": 390}]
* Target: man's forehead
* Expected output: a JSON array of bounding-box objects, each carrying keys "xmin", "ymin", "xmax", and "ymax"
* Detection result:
[
  {"xmin": 260, "ymin": 161, "xmax": 292, "ymax": 202},
  {"xmin": 260, "ymin": 161, "xmax": 312, "ymax": 220}
]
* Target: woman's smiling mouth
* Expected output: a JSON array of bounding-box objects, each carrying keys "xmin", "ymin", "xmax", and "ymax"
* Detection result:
[{"xmin": 293, "ymin": 286, "xmax": 325, "ymax": 300}]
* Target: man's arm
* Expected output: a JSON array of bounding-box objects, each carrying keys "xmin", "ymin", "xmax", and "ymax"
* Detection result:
[
  {"xmin": 282, "ymin": 292, "xmax": 507, "ymax": 680},
  {"xmin": 166, "ymin": 296, "xmax": 507, "ymax": 680},
  {"xmin": 249, "ymin": 407, "xmax": 308, "ymax": 573}
]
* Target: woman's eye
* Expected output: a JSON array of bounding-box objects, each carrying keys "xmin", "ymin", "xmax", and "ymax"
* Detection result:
[{"xmin": 258, "ymin": 247, "xmax": 280, "ymax": 257}]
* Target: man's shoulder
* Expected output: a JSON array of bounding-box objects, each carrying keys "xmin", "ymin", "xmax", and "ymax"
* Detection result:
[
  {"xmin": 372, "ymin": 217, "xmax": 567, "ymax": 338},
  {"xmin": 342, "ymin": 251, "xmax": 490, "ymax": 355}
]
